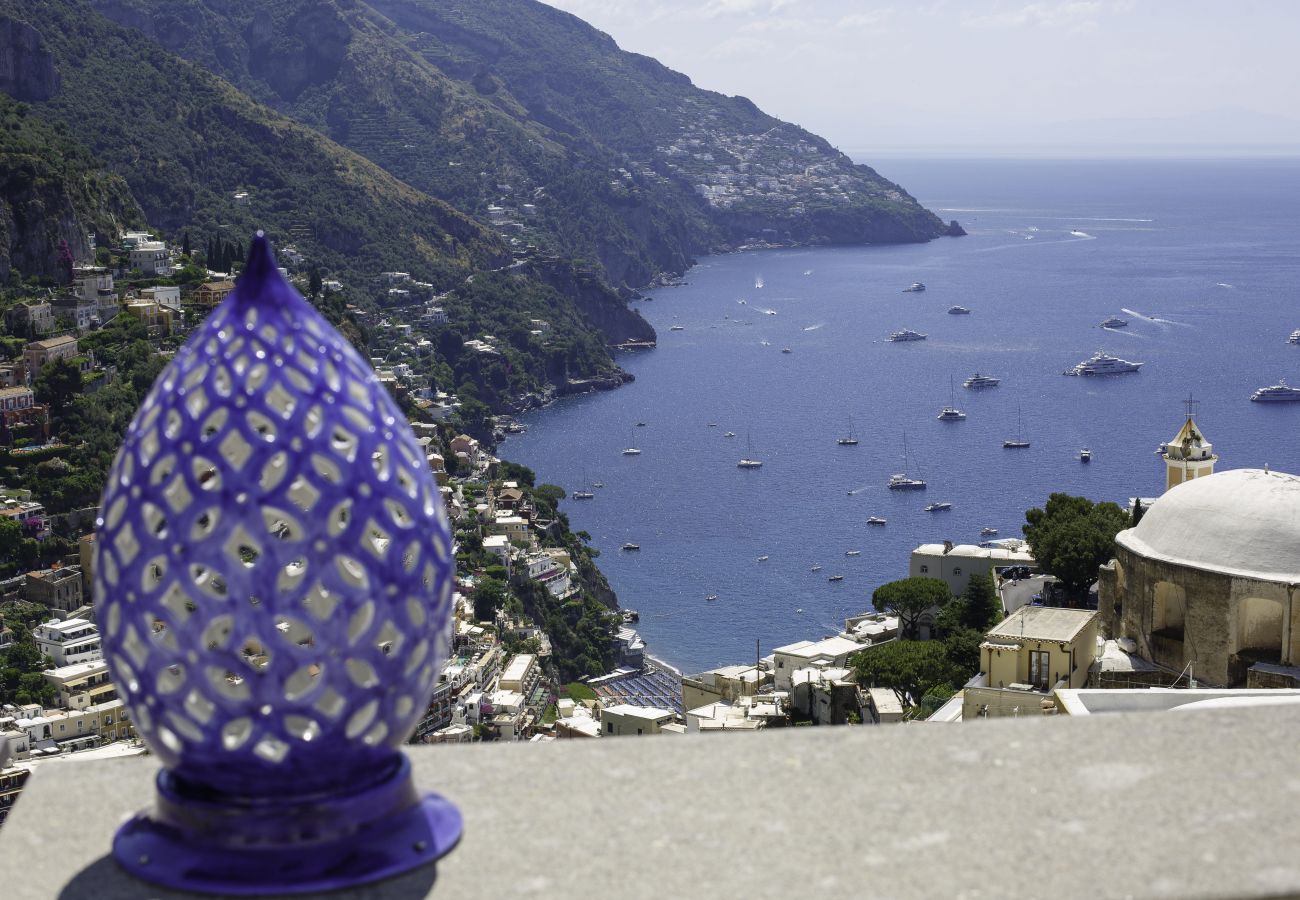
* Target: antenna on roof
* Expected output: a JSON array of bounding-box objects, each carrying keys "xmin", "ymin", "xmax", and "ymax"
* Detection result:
[{"xmin": 1183, "ymin": 393, "xmax": 1199, "ymax": 419}]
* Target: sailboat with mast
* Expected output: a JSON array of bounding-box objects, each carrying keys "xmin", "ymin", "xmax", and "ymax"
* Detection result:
[
  {"xmin": 837, "ymin": 416, "xmax": 859, "ymax": 446},
  {"xmin": 937, "ymin": 376, "xmax": 966, "ymax": 421},
  {"xmin": 622, "ymin": 428, "xmax": 642, "ymax": 455},
  {"xmin": 737, "ymin": 433, "xmax": 763, "ymax": 468},
  {"xmin": 1003, "ymin": 406, "xmax": 1031, "ymax": 448},
  {"xmin": 888, "ymin": 432, "xmax": 926, "ymax": 489},
  {"xmin": 573, "ymin": 468, "xmax": 594, "ymax": 500}
]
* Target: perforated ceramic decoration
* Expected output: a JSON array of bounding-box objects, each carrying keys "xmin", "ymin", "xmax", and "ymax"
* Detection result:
[{"xmin": 96, "ymin": 235, "xmax": 461, "ymax": 895}]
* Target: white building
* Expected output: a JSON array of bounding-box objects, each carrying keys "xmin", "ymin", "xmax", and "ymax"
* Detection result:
[
  {"xmin": 499, "ymin": 654, "xmax": 540, "ymax": 698},
  {"xmin": 487, "ymin": 689, "xmax": 527, "ymax": 740},
  {"xmin": 128, "ymin": 241, "xmax": 171, "ymax": 276},
  {"xmin": 482, "ymin": 534, "xmax": 512, "ymax": 572},
  {"xmin": 909, "ymin": 540, "xmax": 1036, "ymax": 596},
  {"xmin": 525, "ymin": 551, "xmax": 572, "ymax": 598},
  {"xmin": 771, "ymin": 637, "xmax": 864, "ymax": 693},
  {"xmin": 41, "ymin": 659, "xmax": 115, "ymax": 709},
  {"xmin": 600, "ymin": 704, "xmax": 678, "ymax": 737},
  {"xmin": 554, "ymin": 699, "xmax": 602, "ymax": 738},
  {"xmin": 840, "ymin": 612, "xmax": 900, "ymax": 646},
  {"xmin": 33, "ymin": 619, "xmax": 102, "ymax": 667},
  {"xmin": 139, "ymin": 285, "xmax": 180, "ymax": 309}
]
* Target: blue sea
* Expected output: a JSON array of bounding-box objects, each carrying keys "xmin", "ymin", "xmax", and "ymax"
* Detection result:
[{"xmin": 502, "ymin": 158, "xmax": 1300, "ymax": 675}]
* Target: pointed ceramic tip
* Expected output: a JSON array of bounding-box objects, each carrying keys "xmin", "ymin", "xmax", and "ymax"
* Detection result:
[
  {"xmin": 240, "ymin": 230, "xmax": 276, "ymax": 284},
  {"xmin": 233, "ymin": 230, "xmax": 298, "ymax": 308}
]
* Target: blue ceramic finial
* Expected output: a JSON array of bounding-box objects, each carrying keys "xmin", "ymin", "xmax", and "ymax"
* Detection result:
[{"xmin": 96, "ymin": 233, "xmax": 461, "ymax": 894}]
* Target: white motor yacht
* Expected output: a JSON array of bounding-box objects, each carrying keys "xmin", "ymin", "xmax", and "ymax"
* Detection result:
[
  {"xmin": 1250, "ymin": 379, "xmax": 1300, "ymax": 402},
  {"xmin": 902, "ymin": 282, "xmax": 926, "ymax": 293},
  {"xmin": 948, "ymin": 306, "xmax": 971, "ymax": 315},
  {"xmin": 889, "ymin": 329, "xmax": 927, "ymax": 342},
  {"xmin": 1066, "ymin": 350, "xmax": 1143, "ymax": 376},
  {"xmin": 1288, "ymin": 329, "xmax": 1300, "ymax": 345},
  {"xmin": 888, "ymin": 473, "xmax": 926, "ymax": 490},
  {"xmin": 963, "ymin": 373, "xmax": 1000, "ymax": 389}
]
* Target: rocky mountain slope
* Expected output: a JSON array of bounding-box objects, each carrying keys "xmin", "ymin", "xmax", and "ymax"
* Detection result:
[
  {"xmin": 0, "ymin": 0, "xmax": 650, "ymax": 410},
  {"xmin": 86, "ymin": 0, "xmax": 954, "ymax": 291},
  {"xmin": 0, "ymin": 92, "xmax": 143, "ymax": 284}
]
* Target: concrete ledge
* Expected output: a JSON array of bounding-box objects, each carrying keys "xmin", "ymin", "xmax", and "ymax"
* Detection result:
[{"xmin": 2, "ymin": 706, "xmax": 1299, "ymax": 899}]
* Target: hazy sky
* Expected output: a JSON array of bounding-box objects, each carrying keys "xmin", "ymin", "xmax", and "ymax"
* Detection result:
[{"xmin": 539, "ymin": 0, "xmax": 1300, "ymax": 153}]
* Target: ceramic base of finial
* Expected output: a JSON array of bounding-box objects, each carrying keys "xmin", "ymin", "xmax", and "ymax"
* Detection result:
[{"xmin": 111, "ymin": 754, "xmax": 462, "ymax": 895}]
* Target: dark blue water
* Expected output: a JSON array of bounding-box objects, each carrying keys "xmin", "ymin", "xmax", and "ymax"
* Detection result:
[{"xmin": 503, "ymin": 158, "xmax": 1300, "ymax": 674}]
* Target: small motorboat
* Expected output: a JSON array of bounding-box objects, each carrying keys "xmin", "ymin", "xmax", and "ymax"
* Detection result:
[
  {"xmin": 1080, "ymin": 448, "xmax": 1092, "ymax": 463},
  {"xmin": 705, "ymin": 594, "xmax": 718, "ymax": 602},
  {"xmin": 925, "ymin": 502, "xmax": 953, "ymax": 512},
  {"xmin": 980, "ymin": 527, "xmax": 998, "ymax": 536},
  {"xmin": 828, "ymin": 575, "xmax": 845, "ymax": 582},
  {"xmin": 867, "ymin": 517, "xmax": 887, "ymax": 526},
  {"xmin": 811, "ymin": 565, "xmax": 823, "ymax": 572},
  {"xmin": 757, "ymin": 555, "xmax": 769, "ymax": 562},
  {"xmin": 621, "ymin": 542, "xmax": 640, "ymax": 551},
  {"xmin": 845, "ymin": 550, "xmax": 861, "ymax": 556}
]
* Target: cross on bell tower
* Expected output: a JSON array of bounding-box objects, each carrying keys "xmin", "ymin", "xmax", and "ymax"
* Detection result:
[{"xmin": 1162, "ymin": 394, "xmax": 1217, "ymax": 492}]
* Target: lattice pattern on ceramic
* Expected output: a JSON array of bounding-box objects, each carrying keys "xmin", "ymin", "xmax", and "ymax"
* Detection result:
[{"xmin": 95, "ymin": 240, "xmax": 454, "ymax": 797}]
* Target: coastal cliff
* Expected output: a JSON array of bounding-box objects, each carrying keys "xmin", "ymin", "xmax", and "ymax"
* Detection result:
[{"xmin": 88, "ymin": 0, "xmax": 954, "ymax": 291}]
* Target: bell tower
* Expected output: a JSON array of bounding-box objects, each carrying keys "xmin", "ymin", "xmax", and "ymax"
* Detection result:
[{"xmin": 1162, "ymin": 395, "xmax": 1217, "ymax": 492}]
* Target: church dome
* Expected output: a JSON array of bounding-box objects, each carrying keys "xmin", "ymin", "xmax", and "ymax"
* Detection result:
[{"xmin": 1119, "ymin": 468, "xmax": 1300, "ymax": 582}]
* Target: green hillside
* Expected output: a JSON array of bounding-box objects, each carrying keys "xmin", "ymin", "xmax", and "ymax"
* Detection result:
[
  {"xmin": 0, "ymin": 93, "xmax": 142, "ymax": 284},
  {"xmin": 0, "ymin": 0, "xmax": 649, "ymax": 410},
  {"xmin": 87, "ymin": 0, "xmax": 951, "ymax": 291}
]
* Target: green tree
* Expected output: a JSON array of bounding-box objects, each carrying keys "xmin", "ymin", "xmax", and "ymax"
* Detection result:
[
  {"xmin": 473, "ymin": 577, "xmax": 509, "ymax": 622},
  {"xmin": 937, "ymin": 573, "xmax": 1002, "ymax": 636},
  {"xmin": 872, "ymin": 577, "xmax": 952, "ymax": 639},
  {"xmin": 852, "ymin": 640, "xmax": 950, "ymax": 706},
  {"xmin": 33, "ymin": 357, "xmax": 83, "ymax": 414},
  {"xmin": 497, "ymin": 461, "xmax": 536, "ymax": 487},
  {"xmin": 0, "ymin": 517, "xmax": 24, "ymax": 565},
  {"xmin": 961, "ymin": 572, "xmax": 1002, "ymax": 630},
  {"xmin": 1023, "ymin": 493, "xmax": 1130, "ymax": 602},
  {"xmin": 941, "ymin": 627, "xmax": 983, "ymax": 684},
  {"xmin": 1131, "ymin": 498, "xmax": 1146, "ymax": 527}
]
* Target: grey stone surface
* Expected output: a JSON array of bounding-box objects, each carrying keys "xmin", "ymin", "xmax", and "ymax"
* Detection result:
[{"xmin": 2, "ymin": 706, "xmax": 1300, "ymax": 899}]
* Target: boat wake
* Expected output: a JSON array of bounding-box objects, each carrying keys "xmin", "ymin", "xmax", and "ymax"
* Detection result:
[
  {"xmin": 758, "ymin": 308, "xmax": 778, "ymax": 316},
  {"xmin": 1069, "ymin": 230, "xmax": 1095, "ymax": 239},
  {"xmin": 1216, "ymin": 282, "xmax": 1234, "ymax": 289},
  {"xmin": 975, "ymin": 237, "xmax": 1092, "ymax": 253},
  {"xmin": 1121, "ymin": 307, "xmax": 1190, "ymax": 328},
  {"xmin": 1101, "ymin": 325, "xmax": 1146, "ymax": 339},
  {"xmin": 803, "ymin": 322, "xmax": 826, "ymax": 332}
]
